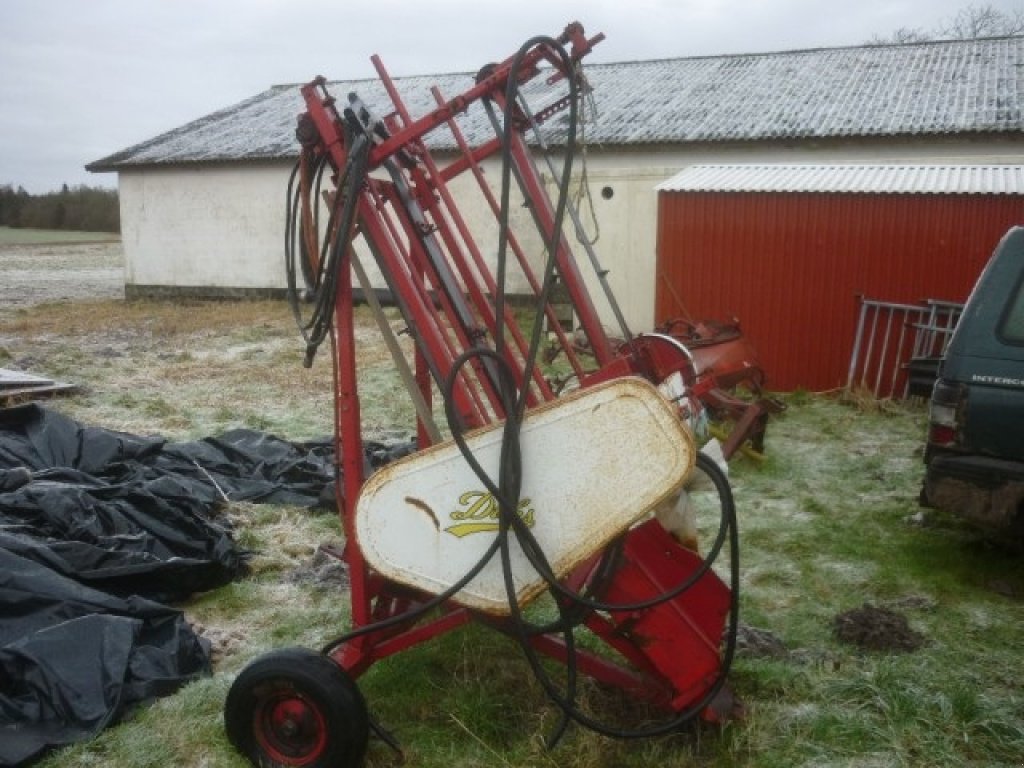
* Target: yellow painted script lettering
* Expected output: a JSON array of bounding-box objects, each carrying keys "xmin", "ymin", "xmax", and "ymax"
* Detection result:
[{"xmin": 445, "ymin": 491, "xmax": 535, "ymax": 537}]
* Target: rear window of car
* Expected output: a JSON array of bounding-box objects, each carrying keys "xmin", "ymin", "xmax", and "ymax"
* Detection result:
[{"xmin": 1000, "ymin": 276, "xmax": 1024, "ymax": 343}]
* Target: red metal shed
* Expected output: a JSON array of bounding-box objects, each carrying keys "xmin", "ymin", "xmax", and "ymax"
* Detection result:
[{"xmin": 655, "ymin": 164, "xmax": 1024, "ymax": 393}]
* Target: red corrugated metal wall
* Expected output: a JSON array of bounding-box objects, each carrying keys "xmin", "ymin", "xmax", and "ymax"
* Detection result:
[{"xmin": 655, "ymin": 192, "xmax": 1024, "ymax": 392}]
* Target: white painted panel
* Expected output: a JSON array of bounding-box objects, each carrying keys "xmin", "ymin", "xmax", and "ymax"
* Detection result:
[
  {"xmin": 120, "ymin": 164, "xmax": 290, "ymax": 289},
  {"xmin": 355, "ymin": 377, "xmax": 695, "ymax": 614}
]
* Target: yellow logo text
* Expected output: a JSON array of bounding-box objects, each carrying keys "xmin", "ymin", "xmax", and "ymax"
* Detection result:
[{"xmin": 444, "ymin": 491, "xmax": 536, "ymax": 538}]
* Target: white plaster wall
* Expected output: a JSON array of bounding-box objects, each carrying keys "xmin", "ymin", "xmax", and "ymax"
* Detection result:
[
  {"xmin": 120, "ymin": 164, "xmax": 289, "ymax": 289},
  {"xmin": 542, "ymin": 165, "xmax": 676, "ymax": 334},
  {"xmin": 118, "ymin": 159, "xmax": 544, "ymax": 298},
  {"xmin": 119, "ymin": 136, "xmax": 1022, "ymax": 334}
]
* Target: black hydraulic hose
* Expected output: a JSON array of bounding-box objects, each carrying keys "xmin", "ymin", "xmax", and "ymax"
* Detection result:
[
  {"xmin": 506, "ymin": 454, "xmax": 739, "ymax": 740},
  {"xmin": 442, "ymin": 34, "xmax": 741, "ymax": 741},
  {"xmin": 437, "ymin": 354, "xmax": 740, "ymax": 738},
  {"xmin": 284, "ymin": 159, "xmax": 302, "ymax": 298},
  {"xmin": 320, "ymin": 351, "xmax": 521, "ymax": 658},
  {"xmin": 285, "ymin": 136, "xmax": 370, "ymax": 366},
  {"xmin": 312, "ymin": 29, "xmax": 741, "ymax": 744},
  {"xmin": 285, "ymin": 152, "xmax": 330, "ymax": 305}
]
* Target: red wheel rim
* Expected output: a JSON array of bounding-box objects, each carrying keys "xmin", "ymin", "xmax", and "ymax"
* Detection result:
[{"xmin": 254, "ymin": 691, "xmax": 329, "ymax": 765}]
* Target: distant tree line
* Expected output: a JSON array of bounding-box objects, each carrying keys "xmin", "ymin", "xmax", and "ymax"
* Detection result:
[{"xmin": 0, "ymin": 183, "xmax": 120, "ymax": 233}]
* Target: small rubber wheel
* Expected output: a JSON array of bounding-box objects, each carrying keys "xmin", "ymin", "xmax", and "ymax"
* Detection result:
[{"xmin": 224, "ymin": 647, "xmax": 369, "ymax": 767}]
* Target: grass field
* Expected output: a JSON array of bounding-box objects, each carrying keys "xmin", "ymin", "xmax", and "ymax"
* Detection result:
[
  {"xmin": 0, "ymin": 232, "xmax": 123, "ymax": 309},
  {"xmin": 0, "ymin": 225, "xmax": 120, "ymax": 245},
  {"xmin": 1, "ymin": 292, "xmax": 1022, "ymax": 768}
]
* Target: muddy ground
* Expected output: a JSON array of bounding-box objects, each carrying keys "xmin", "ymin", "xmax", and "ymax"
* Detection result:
[{"xmin": 0, "ymin": 240, "xmax": 124, "ymax": 310}]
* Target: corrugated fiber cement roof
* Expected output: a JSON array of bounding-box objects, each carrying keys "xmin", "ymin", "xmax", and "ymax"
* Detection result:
[
  {"xmin": 657, "ymin": 164, "xmax": 1024, "ymax": 194},
  {"xmin": 88, "ymin": 34, "xmax": 1024, "ymax": 172}
]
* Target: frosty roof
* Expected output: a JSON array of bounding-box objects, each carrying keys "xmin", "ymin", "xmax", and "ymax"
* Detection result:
[
  {"xmin": 657, "ymin": 164, "xmax": 1024, "ymax": 194},
  {"xmin": 87, "ymin": 35, "xmax": 1024, "ymax": 172}
]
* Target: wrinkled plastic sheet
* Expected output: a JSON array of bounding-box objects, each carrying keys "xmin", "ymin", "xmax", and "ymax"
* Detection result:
[
  {"xmin": 0, "ymin": 547, "xmax": 210, "ymax": 766},
  {"xmin": 0, "ymin": 403, "xmax": 349, "ymax": 766}
]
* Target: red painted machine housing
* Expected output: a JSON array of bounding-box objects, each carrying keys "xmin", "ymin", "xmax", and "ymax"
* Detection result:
[{"xmin": 600, "ymin": 520, "xmax": 731, "ymax": 712}]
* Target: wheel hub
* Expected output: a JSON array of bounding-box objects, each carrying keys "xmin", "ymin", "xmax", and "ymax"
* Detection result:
[{"xmin": 257, "ymin": 694, "xmax": 327, "ymax": 765}]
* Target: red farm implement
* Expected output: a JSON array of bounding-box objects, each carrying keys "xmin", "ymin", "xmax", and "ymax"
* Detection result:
[
  {"xmin": 654, "ymin": 317, "xmax": 785, "ymax": 460},
  {"xmin": 224, "ymin": 23, "xmax": 739, "ymax": 766}
]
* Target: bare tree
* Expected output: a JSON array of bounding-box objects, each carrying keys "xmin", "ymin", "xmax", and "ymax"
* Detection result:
[
  {"xmin": 938, "ymin": 3, "xmax": 1024, "ymax": 38},
  {"xmin": 867, "ymin": 2, "xmax": 1024, "ymax": 44},
  {"xmin": 867, "ymin": 26, "xmax": 932, "ymax": 45}
]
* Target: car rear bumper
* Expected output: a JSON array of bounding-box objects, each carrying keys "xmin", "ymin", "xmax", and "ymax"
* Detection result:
[{"xmin": 922, "ymin": 454, "xmax": 1024, "ymax": 535}]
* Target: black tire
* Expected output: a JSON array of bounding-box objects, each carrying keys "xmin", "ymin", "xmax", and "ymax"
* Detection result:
[{"xmin": 224, "ymin": 647, "xmax": 369, "ymax": 768}]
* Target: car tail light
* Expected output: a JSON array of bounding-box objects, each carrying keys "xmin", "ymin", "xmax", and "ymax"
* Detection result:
[{"xmin": 927, "ymin": 379, "xmax": 964, "ymax": 448}]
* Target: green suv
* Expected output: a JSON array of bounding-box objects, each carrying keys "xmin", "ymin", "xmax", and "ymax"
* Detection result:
[{"xmin": 922, "ymin": 226, "xmax": 1024, "ymax": 538}]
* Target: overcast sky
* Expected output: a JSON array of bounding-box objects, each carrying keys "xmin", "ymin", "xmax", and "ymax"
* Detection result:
[{"xmin": 2, "ymin": 0, "xmax": 1021, "ymax": 193}]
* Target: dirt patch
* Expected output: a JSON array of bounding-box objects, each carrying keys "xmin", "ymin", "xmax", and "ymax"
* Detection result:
[
  {"xmin": 736, "ymin": 623, "xmax": 789, "ymax": 659},
  {"xmin": 284, "ymin": 543, "xmax": 351, "ymax": 589},
  {"xmin": 833, "ymin": 603, "xmax": 926, "ymax": 652},
  {"xmin": 187, "ymin": 617, "xmax": 249, "ymax": 668}
]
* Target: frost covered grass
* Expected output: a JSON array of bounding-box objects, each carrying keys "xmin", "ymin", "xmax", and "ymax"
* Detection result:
[
  {"xmin": 0, "ymin": 298, "xmax": 414, "ymax": 441},
  {"xmin": 723, "ymin": 396, "xmax": 1024, "ymax": 766},
  {"xmin": 0, "ymin": 236, "xmax": 123, "ymax": 309},
  {"xmin": 3, "ymin": 295, "xmax": 1022, "ymax": 767}
]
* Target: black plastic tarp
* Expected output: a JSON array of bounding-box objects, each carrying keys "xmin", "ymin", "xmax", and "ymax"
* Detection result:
[
  {"xmin": 0, "ymin": 547, "xmax": 209, "ymax": 766},
  {"xmin": 0, "ymin": 403, "xmax": 343, "ymax": 766}
]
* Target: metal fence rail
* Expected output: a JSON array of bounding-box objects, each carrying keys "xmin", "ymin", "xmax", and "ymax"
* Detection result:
[{"xmin": 846, "ymin": 296, "xmax": 963, "ymax": 399}]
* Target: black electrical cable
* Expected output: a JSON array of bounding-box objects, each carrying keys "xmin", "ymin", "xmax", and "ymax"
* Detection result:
[
  {"xmin": 503, "ymin": 455, "xmax": 740, "ymax": 740},
  {"xmin": 437, "ymin": 357, "xmax": 740, "ymax": 738},
  {"xmin": 285, "ymin": 151, "xmax": 329, "ymax": 307},
  {"xmin": 466, "ymin": 37, "xmax": 585, "ymax": 742}
]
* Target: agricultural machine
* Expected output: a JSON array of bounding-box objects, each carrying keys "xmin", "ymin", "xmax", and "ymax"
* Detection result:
[{"xmin": 224, "ymin": 23, "xmax": 742, "ymax": 766}]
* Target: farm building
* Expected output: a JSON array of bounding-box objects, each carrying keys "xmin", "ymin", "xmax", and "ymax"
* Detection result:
[
  {"xmin": 87, "ymin": 34, "xmax": 1024, "ymax": 391},
  {"xmin": 656, "ymin": 164, "xmax": 1024, "ymax": 393}
]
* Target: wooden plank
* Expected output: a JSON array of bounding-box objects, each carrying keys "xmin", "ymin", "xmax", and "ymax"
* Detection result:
[{"xmin": 0, "ymin": 368, "xmax": 77, "ymax": 399}]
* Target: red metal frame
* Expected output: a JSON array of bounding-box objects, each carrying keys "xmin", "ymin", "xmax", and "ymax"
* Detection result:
[{"xmin": 294, "ymin": 22, "xmax": 732, "ymax": 720}]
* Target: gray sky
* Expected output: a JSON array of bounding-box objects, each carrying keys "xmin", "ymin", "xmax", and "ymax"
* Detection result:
[{"xmin": 2, "ymin": 0, "xmax": 1022, "ymax": 193}]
